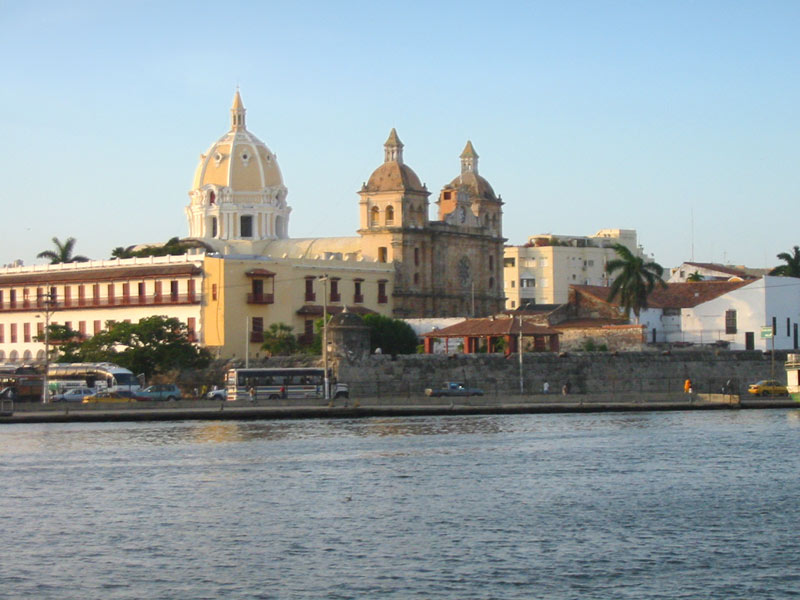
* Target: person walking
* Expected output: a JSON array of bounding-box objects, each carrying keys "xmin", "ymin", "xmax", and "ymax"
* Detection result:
[
  {"xmin": 543, "ymin": 381, "xmax": 550, "ymax": 394},
  {"xmin": 684, "ymin": 378, "xmax": 692, "ymax": 394}
]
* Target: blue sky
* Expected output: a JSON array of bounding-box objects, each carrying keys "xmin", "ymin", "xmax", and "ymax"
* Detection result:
[{"xmin": 1, "ymin": 1, "xmax": 798, "ymax": 271}]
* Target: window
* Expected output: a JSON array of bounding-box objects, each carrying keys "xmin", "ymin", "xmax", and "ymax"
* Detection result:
[
  {"xmin": 378, "ymin": 247, "xmax": 388, "ymax": 263},
  {"xmin": 78, "ymin": 285, "xmax": 86, "ymax": 306},
  {"xmin": 10, "ymin": 323, "xmax": 17, "ymax": 343},
  {"xmin": 540, "ymin": 258, "xmax": 549, "ymax": 268},
  {"xmin": 489, "ymin": 256, "xmax": 494, "ymax": 271},
  {"xmin": 170, "ymin": 280, "xmax": 179, "ymax": 301},
  {"xmin": 187, "ymin": 317, "xmax": 196, "ymax": 341},
  {"xmin": 370, "ymin": 206, "xmax": 380, "ymax": 227},
  {"xmin": 23, "ymin": 288, "xmax": 29, "ymax": 308},
  {"xmin": 0, "ymin": 324, "xmax": 4, "ymax": 343},
  {"xmin": 138, "ymin": 282, "xmax": 146, "ymax": 303},
  {"xmin": 37, "ymin": 323, "xmax": 43, "ymax": 338},
  {"xmin": 9, "ymin": 289, "xmax": 16, "ymax": 308},
  {"xmin": 511, "ymin": 280, "xmax": 515, "ymax": 288},
  {"xmin": 354, "ymin": 280, "xmax": 363, "ymax": 303},
  {"xmin": 240, "ymin": 215, "xmax": 253, "ymax": 238},
  {"xmin": 250, "ymin": 317, "xmax": 263, "ymax": 343},
  {"xmin": 50, "ymin": 287, "xmax": 57, "ymax": 303},
  {"xmin": 211, "ymin": 217, "xmax": 218, "ymax": 238},
  {"xmin": 521, "ymin": 278, "xmax": 536, "ymax": 288},
  {"xmin": 304, "ymin": 277, "xmax": 315, "ymax": 302},
  {"xmin": 212, "ymin": 283, "xmax": 218, "ymax": 301},
  {"xmin": 63, "ymin": 287, "xmax": 71, "ymax": 307},
  {"xmin": 414, "ymin": 247, "xmax": 420, "ymax": 266},
  {"xmin": 330, "ymin": 278, "xmax": 340, "ymax": 302},
  {"xmin": 510, "ymin": 300, "xmax": 515, "ymax": 308},
  {"xmin": 385, "ymin": 206, "xmax": 394, "ymax": 225},
  {"xmin": 23, "ymin": 323, "xmax": 30, "ymax": 343},
  {"xmin": 122, "ymin": 283, "xmax": 130, "ymax": 304},
  {"xmin": 107, "ymin": 284, "xmax": 115, "ymax": 304},
  {"xmin": 188, "ymin": 280, "xmax": 196, "ymax": 301},
  {"xmin": 92, "ymin": 284, "xmax": 100, "ymax": 304},
  {"xmin": 154, "ymin": 281, "xmax": 162, "ymax": 300},
  {"xmin": 378, "ymin": 280, "xmax": 388, "ymax": 304},
  {"xmin": 725, "ymin": 310, "xmax": 737, "ymax": 334},
  {"xmin": 78, "ymin": 321, "xmax": 86, "ymax": 337},
  {"xmin": 503, "ymin": 257, "xmax": 515, "ymax": 268},
  {"xmin": 94, "ymin": 320, "xmax": 102, "ymax": 335}
]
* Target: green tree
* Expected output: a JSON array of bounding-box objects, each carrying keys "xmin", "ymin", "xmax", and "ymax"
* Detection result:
[
  {"xmin": 110, "ymin": 237, "xmax": 192, "ymax": 260},
  {"xmin": 66, "ymin": 316, "xmax": 210, "ymax": 380},
  {"xmin": 36, "ymin": 324, "xmax": 84, "ymax": 362},
  {"xmin": 261, "ymin": 322, "xmax": 300, "ymax": 356},
  {"xmin": 606, "ymin": 244, "xmax": 666, "ymax": 321},
  {"xmin": 769, "ymin": 246, "xmax": 800, "ymax": 277},
  {"xmin": 362, "ymin": 314, "xmax": 418, "ymax": 355},
  {"xmin": 37, "ymin": 236, "xmax": 89, "ymax": 264},
  {"xmin": 687, "ymin": 271, "xmax": 704, "ymax": 282}
]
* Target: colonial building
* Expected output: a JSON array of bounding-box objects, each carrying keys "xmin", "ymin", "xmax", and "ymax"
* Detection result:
[{"xmin": 1, "ymin": 91, "xmax": 505, "ymax": 363}]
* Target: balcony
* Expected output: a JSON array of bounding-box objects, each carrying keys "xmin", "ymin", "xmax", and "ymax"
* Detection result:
[
  {"xmin": 249, "ymin": 331, "xmax": 264, "ymax": 343},
  {"xmin": 247, "ymin": 293, "xmax": 274, "ymax": 305},
  {"xmin": 305, "ymin": 292, "xmax": 316, "ymax": 302},
  {"xmin": 378, "ymin": 295, "xmax": 388, "ymax": 304},
  {"xmin": 330, "ymin": 292, "xmax": 341, "ymax": 302},
  {"xmin": 353, "ymin": 294, "xmax": 364, "ymax": 304},
  {"xmin": 0, "ymin": 293, "xmax": 201, "ymax": 311}
]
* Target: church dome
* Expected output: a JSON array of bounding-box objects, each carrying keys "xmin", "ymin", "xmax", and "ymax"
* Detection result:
[
  {"xmin": 192, "ymin": 91, "xmax": 284, "ymax": 192},
  {"xmin": 363, "ymin": 129, "xmax": 426, "ymax": 194},
  {"xmin": 446, "ymin": 140, "xmax": 498, "ymax": 202}
]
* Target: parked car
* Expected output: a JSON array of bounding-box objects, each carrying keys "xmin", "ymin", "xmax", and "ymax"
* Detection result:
[
  {"xmin": 747, "ymin": 380, "xmax": 788, "ymax": 397},
  {"xmin": 424, "ymin": 382, "xmax": 484, "ymax": 397},
  {"xmin": 207, "ymin": 388, "xmax": 227, "ymax": 401},
  {"xmin": 138, "ymin": 384, "xmax": 181, "ymax": 401},
  {"xmin": 82, "ymin": 390, "xmax": 142, "ymax": 404},
  {"xmin": 52, "ymin": 387, "xmax": 96, "ymax": 403}
]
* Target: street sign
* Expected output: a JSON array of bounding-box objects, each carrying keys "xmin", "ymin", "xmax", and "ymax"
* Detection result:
[{"xmin": 761, "ymin": 326, "xmax": 774, "ymax": 339}]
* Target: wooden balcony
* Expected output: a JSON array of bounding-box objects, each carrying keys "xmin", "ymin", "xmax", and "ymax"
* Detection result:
[{"xmin": 247, "ymin": 293, "xmax": 274, "ymax": 305}]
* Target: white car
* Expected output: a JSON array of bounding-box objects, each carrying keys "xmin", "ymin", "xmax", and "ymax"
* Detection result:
[
  {"xmin": 207, "ymin": 388, "xmax": 227, "ymax": 401},
  {"xmin": 52, "ymin": 387, "xmax": 96, "ymax": 403}
]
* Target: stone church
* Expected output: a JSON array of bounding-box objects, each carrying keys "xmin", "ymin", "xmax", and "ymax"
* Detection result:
[{"xmin": 185, "ymin": 91, "xmax": 507, "ymax": 318}]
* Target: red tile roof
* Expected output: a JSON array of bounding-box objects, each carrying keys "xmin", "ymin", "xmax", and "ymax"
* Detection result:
[
  {"xmin": 573, "ymin": 279, "xmax": 754, "ymax": 309},
  {"xmin": 422, "ymin": 317, "xmax": 560, "ymax": 337}
]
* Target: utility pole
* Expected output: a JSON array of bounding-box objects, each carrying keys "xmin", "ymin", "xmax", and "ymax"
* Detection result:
[
  {"xmin": 518, "ymin": 314, "xmax": 524, "ymax": 394},
  {"xmin": 320, "ymin": 274, "xmax": 330, "ymax": 400},
  {"xmin": 245, "ymin": 316, "xmax": 249, "ymax": 368},
  {"xmin": 40, "ymin": 289, "xmax": 56, "ymax": 404}
]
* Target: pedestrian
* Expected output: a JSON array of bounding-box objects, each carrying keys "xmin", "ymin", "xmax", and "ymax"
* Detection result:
[
  {"xmin": 543, "ymin": 381, "xmax": 550, "ymax": 394},
  {"xmin": 684, "ymin": 378, "xmax": 692, "ymax": 394},
  {"xmin": 562, "ymin": 381, "xmax": 570, "ymax": 395},
  {"xmin": 248, "ymin": 386, "xmax": 255, "ymax": 403}
]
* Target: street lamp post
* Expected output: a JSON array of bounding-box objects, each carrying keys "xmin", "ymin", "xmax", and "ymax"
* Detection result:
[
  {"xmin": 40, "ymin": 289, "xmax": 55, "ymax": 404},
  {"xmin": 319, "ymin": 274, "xmax": 330, "ymax": 400},
  {"xmin": 518, "ymin": 314, "xmax": 524, "ymax": 395}
]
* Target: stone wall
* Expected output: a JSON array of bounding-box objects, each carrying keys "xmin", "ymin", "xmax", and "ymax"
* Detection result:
[
  {"xmin": 335, "ymin": 349, "xmax": 789, "ymax": 398},
  {"xmin": 558, "ymin": 325, "xmax": 645, "ymax": 352}
]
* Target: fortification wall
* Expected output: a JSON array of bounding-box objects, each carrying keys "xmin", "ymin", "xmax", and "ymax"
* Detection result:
[{"xmin": 334, "ymin": 350, "xmax": 788, "ymax": 398}]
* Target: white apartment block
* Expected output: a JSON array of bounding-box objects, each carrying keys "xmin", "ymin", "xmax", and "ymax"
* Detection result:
[{"xmin": 504, "ymin": 229, "xmax": 645, "ymax": 308}]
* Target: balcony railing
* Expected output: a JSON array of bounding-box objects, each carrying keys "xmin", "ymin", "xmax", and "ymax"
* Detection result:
[
  {"xmin": 0, "ymin": 293, "xmax": 200, "ymax": 311},
  {"xmin": 249, "ymin": 331, "xmax": 264, "ymax": 343},
  {"xmin": 353, "ymin": 294, "xmax": 364, "ymax": 304},
  {"xmin": 247, "ymin": 293, "xmax": 274, "ymax": 305},
  {"xmin": 305, "ymin": 291, "xmax": 316, "ymax": 302},
  {"xmin": 378, "ymin": 295, "xmax": 388, "ymax": 304},
  {"xmin": 330, "ymin": 292, "xmax": 341, "ymax": 302}
]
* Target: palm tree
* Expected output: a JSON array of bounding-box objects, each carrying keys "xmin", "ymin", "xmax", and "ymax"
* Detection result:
[
  {"xmin": 37, "ymin": 237, "xmax": 89, "ymax": 264},
  {"xmin": 687, "ymin": 271, "xmax": 704, "ymax": 282},
  {"xmin": 606, "ymin": 244, "xmax": 666, "ymax": 321},
  {"xmin": 769, "ymin": 246, "xmax": 800, "ymax": 277}
]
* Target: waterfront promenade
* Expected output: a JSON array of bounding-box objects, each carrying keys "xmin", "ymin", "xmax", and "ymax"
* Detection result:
[{"xmin": 1, "ymin": 393, "xmax": 795, "ymax": 424}]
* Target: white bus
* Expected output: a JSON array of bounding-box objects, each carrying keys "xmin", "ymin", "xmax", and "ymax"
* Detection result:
[
  {"xmin": 47, "ymin": 363, "xmax": 141, "ymax": 394},
  {"xmin": 225, "ymin": 367, "xmax": 349, "ymax": 401}
]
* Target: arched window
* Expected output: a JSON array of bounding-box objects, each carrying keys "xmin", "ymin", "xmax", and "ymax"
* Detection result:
[
  {"xmin": 9, "ymin": 350, "xmax": 18, "ymax": 363},
  {"xmin": 209, "ymin": 190, "xmax": 216, "ymax": 204},
  {"xmin": 23, "ymin": 350, "xmax": 32, "ymax": 361},
  {"xmin": 385, "ymin": 206, "xmax": 394, "ymax": 225},
  {"xmin": 0, "ymin": 350, "xmax": 5, "ymax": 361},
  {"xmin": 240, "ymin": 215, "xmax": 253, "ymax": 238},
  {"xmin": 36, "ymin": 350, "xmax": 44, "ymax": 361},
  {"xmin": 370, "ymin": 206, "xmax": 380, "ymax": 227}
]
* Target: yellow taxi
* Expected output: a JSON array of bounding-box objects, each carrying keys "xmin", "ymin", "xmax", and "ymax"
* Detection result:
[{"xmin": 747, "ymin": 380, "xmax": 788, "ymax": 397}]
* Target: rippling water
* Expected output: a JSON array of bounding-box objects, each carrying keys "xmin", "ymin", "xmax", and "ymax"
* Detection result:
[{"xmin": 2, "ymin": 410, "xmax": 800, "ymax": 599}]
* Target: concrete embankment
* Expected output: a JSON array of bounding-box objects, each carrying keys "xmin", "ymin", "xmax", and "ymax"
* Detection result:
[{"xmin": 1, "ymin": 393, "xmax": 796, "ymax": 424}]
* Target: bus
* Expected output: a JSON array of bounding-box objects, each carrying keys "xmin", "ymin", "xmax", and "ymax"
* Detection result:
[
  {"xmin": 0, "ymin": 365, "xmax": 44, "ymax": 401},
  {"xmin": 225, "ymin": 367, "xmax": 349, "ymax": 401},
  {"xmin": 47, "ymin": 363, "xmax": 141, "ymax": 395}
]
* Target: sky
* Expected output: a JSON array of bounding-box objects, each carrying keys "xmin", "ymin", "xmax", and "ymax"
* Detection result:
[{"xmin": 1, "ymin": 0, "xmax": 798, "ymax": 271}]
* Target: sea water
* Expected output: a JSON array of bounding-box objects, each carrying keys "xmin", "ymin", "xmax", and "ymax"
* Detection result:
[{"xmin": 2, "ymin": 410, "xmax": 800, "ymax": 599}]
